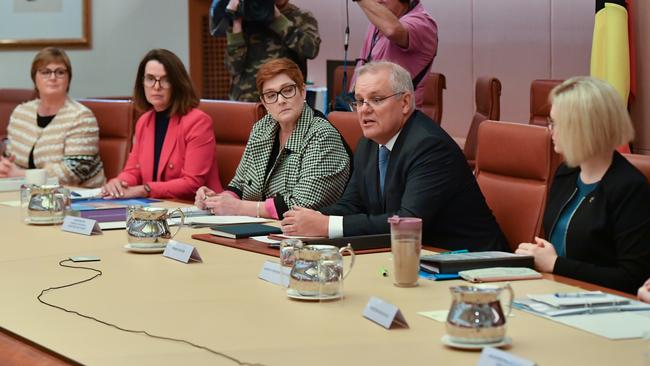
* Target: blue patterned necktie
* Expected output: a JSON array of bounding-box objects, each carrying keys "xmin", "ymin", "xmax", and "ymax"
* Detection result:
[{"xmin": 378, "ymin": 145, "xmax": 390, "ymax": 196}]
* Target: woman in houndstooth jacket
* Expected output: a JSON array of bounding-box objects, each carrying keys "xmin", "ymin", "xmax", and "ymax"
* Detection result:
[{"xmin": 195, "ymin": 58, "xmax": 350, "ymax": 219}]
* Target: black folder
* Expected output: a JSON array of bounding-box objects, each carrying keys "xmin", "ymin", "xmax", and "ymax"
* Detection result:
[
  {"xmin": 302, "ymin": 234, "xmax": 391, "ymax": 250},
  {"xmin": 420, "ymin": 251, "xmax": 534, "ymax": 274}
]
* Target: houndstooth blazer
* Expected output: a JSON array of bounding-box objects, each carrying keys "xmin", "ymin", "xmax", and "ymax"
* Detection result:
[{"xmin": 229, "ymin": 104, "xmax": 350, "ymax": 217}]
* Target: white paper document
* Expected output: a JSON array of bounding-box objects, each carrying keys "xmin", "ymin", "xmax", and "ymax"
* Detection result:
[
  {"xmin": 252, "ymin": 235, "xmax": 280, "ymax": 244},
  {"xmin": 514, "ymin": 292, "xmax": 650, "ymax": 339},
  {"xmin": 176, "ymin": 206, "xmax": 212, "ymax": 217},
  {"xmin": 70, "ymin": 188, "xmax": 103, "ymax": 200},
  {"xmin": 0, "ymin": 176, "xmax": 58, "ymax": 192},
  {"xmin": 0, "ymin": 200, "xmax": 21, "ymax": 207},
  {"xmin": 554, "ymin": 311, "xmax": 650, "ymax": 340},
  {"xmin": 98, "ymin": 221, "xmax": 126, "ymax": 230},
  {"xmin": 167, "ymin": 215, "xmax": 270, "ymax": 226},
  {"xmin": 515, "ymin": 294, "xmax": 650, "ymax": 317}
]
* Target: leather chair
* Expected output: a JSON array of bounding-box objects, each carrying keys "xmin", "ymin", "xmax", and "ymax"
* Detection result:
[
  {"xmin": 198, "ymin": 99, "xmax": 265, "ymax": 188},
  {"xmin": 0, "ymin": 88, "xmax": 37, "ymax": 140},
  {"xmin": 529, "ymin": 79, "xmax": 563, "ymax": 127},
  {"xmin": 421, "ymin": 72, "xmax": 445, "ymax": 124},
  {"xmin": 463, "ymin": 77, "xmax": 502, "ymax": 169},
  {"xmin": 327, "ymin": 111, "xmax": 363, "ymax": 154},
  {"xmin": 329, "ymin": 64, "xmax": 355, "ymax": 111},
  {"xmin": 78, "ymin": 99, "xmax": 135, "ymax": 180},
  {"xmin": 475, "ymin": 120, "xmax": 554, "ymax": 251},
  {"xmin": 623, "ymin": 153, "xmax": 650, "ymax": 182}
]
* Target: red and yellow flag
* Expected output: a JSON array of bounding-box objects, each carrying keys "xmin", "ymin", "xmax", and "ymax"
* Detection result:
[{"xmin": 590, "ymin": 0, "xmax": 635, "ymax": 152}]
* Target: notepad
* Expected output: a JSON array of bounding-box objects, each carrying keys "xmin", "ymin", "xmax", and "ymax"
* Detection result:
[{"xmin": 459, "ymin": 267, "xmax": 542, "ymax": 283}]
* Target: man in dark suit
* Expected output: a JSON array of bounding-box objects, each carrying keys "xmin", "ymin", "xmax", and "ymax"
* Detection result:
[{"xmin": 282, "ymin": 61, "xmax": 508, "ymax": 251}]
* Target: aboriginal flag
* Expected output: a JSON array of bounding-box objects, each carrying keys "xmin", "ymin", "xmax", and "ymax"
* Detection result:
[
  {"xmin": 590, "ymin": 0, "xmax": 636, "ymax": 103},
  {"xmin": 590, "ymin": 0, "xmax": 635, "ymax": 152}
]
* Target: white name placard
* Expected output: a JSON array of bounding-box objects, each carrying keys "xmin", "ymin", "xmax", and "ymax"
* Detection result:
[
  {"xmin": 478, "ymin": 347, "xmax": 536, "ymax": 366},
  {"xmin": 258, "ymin": 260, "xmax": 290, "ymax": 287},
  {"xmin": 163, "ymin": 240, "xmax": 203, "ymax": 263},
  {"xmin": 363, "ymin": 296, "xmax": 409, "ymax": 329},
  {"xmin": 62, "ymin": 216, "xmax": 101, "ymax": 236}
]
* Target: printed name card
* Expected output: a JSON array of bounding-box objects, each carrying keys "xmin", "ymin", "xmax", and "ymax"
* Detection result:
[
  {"xmin": 478, "ymin": 347, "xmax": 536, "ymax": 366},
  {"xmin": 62, "ymin": 216, "xmax": 102, "ymax": 236},
  {"xmin": 163, "ymin": 240, "xmax": 203, "ymax": 263},
  {"xmin": 258, "ymin": 260, "xmax": 290, "ymax": 287},
  {"xmin": 363, "ymin": 296, "xmax": 409, "ymax": 329}
]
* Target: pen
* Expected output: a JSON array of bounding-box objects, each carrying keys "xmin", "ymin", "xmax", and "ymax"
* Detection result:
[
  {"xmin": 440, "ymin": 249, "xmax": 469, "ymax": 255},
  {"xmin": 554, "ymin": 291, "xmax": 607, "ymax": 298},
  {"xmin": 379, "ymin": 266, "xmax": 389, "ymax": 277}
]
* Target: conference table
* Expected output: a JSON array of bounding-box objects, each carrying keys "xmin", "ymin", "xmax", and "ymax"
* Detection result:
[{"xmin": 0, "ymin": 191, "xmax": 645, "ymax": 366}]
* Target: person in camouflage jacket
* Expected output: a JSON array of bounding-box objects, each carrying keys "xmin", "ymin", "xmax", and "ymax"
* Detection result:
[{"xmin": 225, "ymin": 0, "xmax": 321, "ymax": 102}]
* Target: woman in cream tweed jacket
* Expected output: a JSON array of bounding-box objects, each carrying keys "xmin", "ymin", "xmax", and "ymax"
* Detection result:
[{"xmin": 1, "ymin": 47, "xmax": 105, "ymax": 187}]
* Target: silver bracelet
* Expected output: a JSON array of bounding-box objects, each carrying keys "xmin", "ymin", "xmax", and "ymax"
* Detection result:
[{"xmin": 256, "ymin": 201, "xmax": 261, "ymax": 218}]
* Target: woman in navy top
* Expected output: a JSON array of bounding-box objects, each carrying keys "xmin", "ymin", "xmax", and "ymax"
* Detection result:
[{"xmin": 516, "ymin": 77, "xmax": 650, "ymax": 294}]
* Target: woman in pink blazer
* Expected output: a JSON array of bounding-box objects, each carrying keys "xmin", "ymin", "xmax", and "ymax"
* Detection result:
[{"xmin": 101, "ymin": 49, "xmax": 222, "ymax": 200}]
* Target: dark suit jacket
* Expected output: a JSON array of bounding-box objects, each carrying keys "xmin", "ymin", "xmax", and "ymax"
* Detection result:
[
  {"xmin": 320, "ymin": 110, "xmax": 508, "ymax": 252},
  {"xmin": 545, "ymin": 152, "xmax": 650, "ymax": 294}
]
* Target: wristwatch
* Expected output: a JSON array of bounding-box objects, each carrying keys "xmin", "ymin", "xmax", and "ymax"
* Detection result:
[{"xmin": 143, "ymin": 183, "xmax": 151, "ymax": 196}]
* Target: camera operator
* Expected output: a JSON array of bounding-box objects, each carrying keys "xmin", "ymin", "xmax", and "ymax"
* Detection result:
[
  {"xmin": 225, "ymin": 0, "xmax": 321, "ymax": 102},
  {"xmin": 353, "ymin": 0, "xmax": 437, "ymax": 109}
]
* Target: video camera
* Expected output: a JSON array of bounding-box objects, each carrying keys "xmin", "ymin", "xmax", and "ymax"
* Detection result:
[{"xmin": 210, "ymin": 0, "xmax": 276, "ymax": 37}]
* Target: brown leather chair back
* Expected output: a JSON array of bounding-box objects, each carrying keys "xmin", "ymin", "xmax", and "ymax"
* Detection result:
[
  {"xmin": 328, "ymin": 111, "xmax": 363, "ymax": 154},
  {"xmin": 198, "ymin": 99, "xmax": 264, "ymax": 188},
  {"xmin": 623, "ymin": 153, "xmax": 650, "ymax": 182},
  {"xmin": 78, "ymin": 99, "xmax": 135, "ymax": 180},
  {"xmin": 330, "ymin": 64, "xmax": 356, "ymax": 111},
  {"xmin": 421, "ymin": 72, "xmax": 446, "ymax": 124},
  {"xmin": 0, "ymin": 88, "xmax": 37, "ymax": 140},
  {"xmin": 464, "ymin": 77, "xmax": 502, "ymax": 168},
  {"xmin": 529, "ymin": 79, "xmax": 563, "ymax": 126},
  {"xmin": 475, "ymin": 121, "xmax": 554, "ymax": 251}
]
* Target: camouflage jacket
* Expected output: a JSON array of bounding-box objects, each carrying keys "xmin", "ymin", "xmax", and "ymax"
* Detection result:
[{"xmin": 225, "ymin": 3, "xmax": 320, "ymax": 102}]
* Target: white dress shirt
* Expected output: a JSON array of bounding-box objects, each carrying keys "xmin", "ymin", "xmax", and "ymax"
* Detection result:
[{"xmin": 328, "ymin": 131, "xmax": 401, "ymax": 238}]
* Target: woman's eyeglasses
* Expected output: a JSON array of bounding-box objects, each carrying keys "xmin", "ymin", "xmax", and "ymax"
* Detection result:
[
  {"xmin": 143, "ymin": 74, "xmax": 171, "ymax": 89},
  {"xmin": 261, "ymin": 84, "xmax": 297, "ymax": 104},
  {"xmin": 38, "ymin": 68, "xmax": 68, "ymax": 79}
]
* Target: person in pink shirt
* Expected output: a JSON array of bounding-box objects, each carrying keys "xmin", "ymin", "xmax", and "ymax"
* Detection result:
[
  {"xmin": 101, "ymin": 49, "xmax": 223, "ymax": 200},
  {"xmin": 353, "ymin": 0, "xmax": 437, "ymax": 110}
]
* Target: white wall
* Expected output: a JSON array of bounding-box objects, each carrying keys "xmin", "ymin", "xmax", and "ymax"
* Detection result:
[
  {"xmin": 0, "ymin": 0, "xmax": 189, "ymax": 98},
  {"xmin": 296, "ymin": 0, "xmax": 594, "ymax": 138}
]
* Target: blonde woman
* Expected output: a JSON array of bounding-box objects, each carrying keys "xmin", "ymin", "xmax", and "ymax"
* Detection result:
[
  {"xmin": 0, "ymin": 47, "xmax": 105, "ymax": 187},
  {"xmin": 516, "ymin": 76, "xmax": 650, "ymax": 294}
]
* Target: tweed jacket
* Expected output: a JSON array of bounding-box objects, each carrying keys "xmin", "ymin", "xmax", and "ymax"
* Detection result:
[
  {"xmin": 7, "ymin": 98, "xmax": 105, "ymax": 187},
  {"xmin": 229, "ymin": 104, "xmax": 350, "ymax": 217}
]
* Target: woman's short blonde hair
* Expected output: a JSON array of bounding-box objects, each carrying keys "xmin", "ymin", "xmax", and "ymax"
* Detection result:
[{"xmin": 550, "ymin": 76, "xmax": 634, "ymax": 166}]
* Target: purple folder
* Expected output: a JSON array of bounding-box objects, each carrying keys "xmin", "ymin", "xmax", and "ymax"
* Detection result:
[{"xmin": 79, "ymin": 208, "xmax": 127, "ymax": 223}]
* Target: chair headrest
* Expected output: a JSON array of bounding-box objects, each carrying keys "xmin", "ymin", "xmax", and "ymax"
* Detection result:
[{"xmin": 476, "ymin": 120, "xmax": 552, "ymax": 181}]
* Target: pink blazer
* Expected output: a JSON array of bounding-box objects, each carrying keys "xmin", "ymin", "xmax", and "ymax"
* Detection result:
[{"xmin": 117, "ymin": 108, "xmax": 223, "ymax": 200}]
